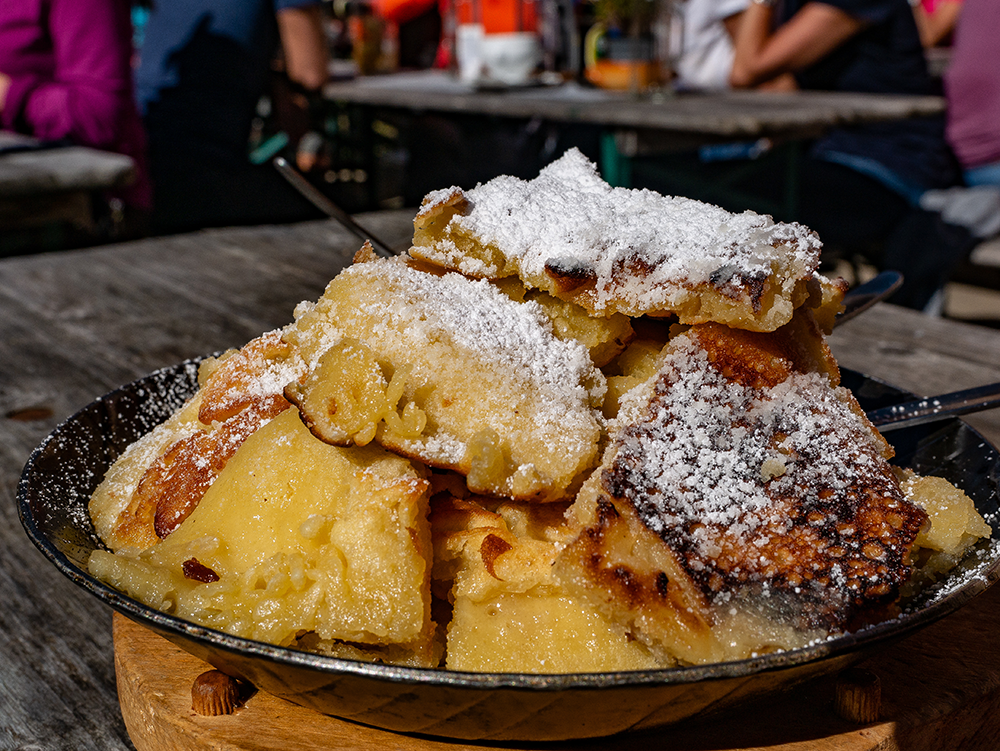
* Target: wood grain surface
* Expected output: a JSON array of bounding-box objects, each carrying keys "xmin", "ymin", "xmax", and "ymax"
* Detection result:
[
  {"xmin": 1, "ymin": 211, "xmax": 998, "ymax": 750},
  {"xmin": 0, "ymin": 132, "xmax": 136, "ymax": 198},
  {"xmin": 113, "ymin": 572, "xmax": 1000, "ymax": 751},
  {"xmin": 322, "ymin": 72, "xmax": 946, "ymax": 139}
]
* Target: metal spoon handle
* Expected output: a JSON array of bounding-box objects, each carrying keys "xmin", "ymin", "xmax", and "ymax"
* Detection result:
[
  {"xmin": 273, "ymin": 156, "xmax": 396, "ymax": 258},
  {"xmin": 867, "ymin": 382, "xmax": 1000, "ymax": 432}
]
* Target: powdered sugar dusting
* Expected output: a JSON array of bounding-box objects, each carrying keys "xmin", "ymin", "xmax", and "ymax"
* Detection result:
[
  {"xmin": 201, "ymin": 328, "xmax": 307, "ymax": 420},
  {"xmin": 605, "ymin": 332, "xmax": 922, "ymax": 624},
  {"xmin": 444, "ymin": 149, "xmax": 822, "ymax": 311},
  {"xmin": 243, "ymin": 336, "xmax": 305, "ymax": 399},
  {"xmin": 615, "ymin": 340, "xmax": 887, "ymax": 539},
  {"xmin": 350, "ymin": 259, "xmax": 602, "ymax": 411}
]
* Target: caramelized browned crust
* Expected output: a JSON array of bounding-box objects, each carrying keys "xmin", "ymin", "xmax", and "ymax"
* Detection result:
[
  {"xmin": 555, "ymin": 490, "xmax": 719, "ymax": 665},
  {"xmin": 695, "ymin": 314, "xmax": 839, "ymax": 389},
  {"xmin": 542, "ymin": 254, "xmax": 780, "ymax": 326},
  {"xmin": 198, "ymin": 330, "xmax": 297, "ymax": 424},
  {"xmin": 106, "ymin": 330, "xmax": 308, "ymax": 550},
  {"xmin": 129, "ymin": 394, "xmax": 290, "ymax": 543},
  {"xmin": 560, "ymin": 317, "xmax": 927, "ymax": 642}
]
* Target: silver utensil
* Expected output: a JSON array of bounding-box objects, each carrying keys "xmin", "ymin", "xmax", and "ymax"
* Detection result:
[
  {"xmin": 836, "ymin": 270, "xmax": 903, "ymax": 326},
  {"xmin": 867, "ymin": 382, "xmax": 1000, "ymax": 432},
  {"xmin": 273, "ymin": 156, "xmax": 397, "ymax": 258}
]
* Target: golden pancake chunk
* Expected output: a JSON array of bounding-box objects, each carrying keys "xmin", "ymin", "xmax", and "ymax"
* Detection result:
[
  {"xmin": 285, "ymin": 337, "xmax": 427, "ymax": 448},
  {"xmin": 89, "ymin": 408, "xmax": 436, "ymax": 661},
  {"xmin": 89, "ymin": 390, "xmax": 205, "ymax": 550},
  {"xmin": 94, "ymin": 330, "xmax": 306, "ymax": 552},
  {"xmin": 600, "ymin": 322, "xmax": 673, "ymax": 419},
  {"xmin": 555, "ymin": 477, "xmax": 733, "ymax": 666},
  {"xmin": 285, "ymin": 255, "xmax": 605, "ymax": 502},
  {"xmin": 900, "ymin": 469, "xmax": 993, "ymax": 588},
  {"xmin": 431, "ymin": 495, "xmax": 663, "ymax": 673},
  {"xmin": 555, "ymin": 316, "xmax": 930, "ymax": 664},
  {"xmin": 143, "ymin": 393, "xmax": 290, "ymax": 542},
  {"xmin": 411, "ymin": 149, "xmax": 828, "ymax": 333},
  {"xmin": 198, "ymin": 329, "xmax": 305, "ymax": 424},
  {"xmin": 491, "ymin": 277, "xmax": 635, "ymax": 367}
]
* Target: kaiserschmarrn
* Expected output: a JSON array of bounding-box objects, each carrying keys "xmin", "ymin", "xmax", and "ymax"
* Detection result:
[{"xmin": 88, "ymin": 150, "xmax": 991, "ymax": 674}]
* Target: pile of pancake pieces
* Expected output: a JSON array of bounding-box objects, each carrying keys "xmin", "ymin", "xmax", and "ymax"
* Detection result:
[{"xmin": 87, "ymin": 149, "xmax": 991, "ymax": 674}]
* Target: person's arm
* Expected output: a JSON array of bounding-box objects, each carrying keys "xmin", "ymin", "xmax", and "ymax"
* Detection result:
[
  {"xmin": 0, "ymin": 0, "xmax": 133, "ymax": 147},
  {"xmin": 729, "ymin": 1, "xmax": 864, "ymax": 89},
  {"xmin": 0, "ymin": 73, "xmax": 11, "ymax": 114},
  {"xmin": 277, "ymin": 5, "xmax": 330, "ymax": 92},
  {"xmin": 912, "ymin": 0, "xmax": 961, "ymax": 48},
  {"xmin": 721, "ymin": 10, "xmax": 746, "ymax": 40},
  {"xmin": 720, "ymin": 7, "xmax": 797, "ymax": 89}
]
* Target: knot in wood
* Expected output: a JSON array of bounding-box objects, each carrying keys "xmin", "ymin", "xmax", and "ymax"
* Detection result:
[{"xmin": 835, "ymin": 667, "xmax": 881, "ymax": 724}]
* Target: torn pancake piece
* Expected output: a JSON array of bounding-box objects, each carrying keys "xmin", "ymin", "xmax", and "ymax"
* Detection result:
[
  {"xmin": 89, "ymin": 388, "xmax": 207, "ymax": 551},
  {"xmin": 89, "ymin": 408, "xmax": 438, "ymax": 665},
  {"xmin": 490, "ymin": 277, "xmax": 635, "ymax": 367},
  {"xmin": 555, "ymin": 318, "xmax": 929, "ymax": 664},
  {"xmin": 431, "ymin": 495, "xmax": 663, "ymax": 673},
  {"xmin": 411, "ymin": 148, "xmax": 826, "ymax": 332},
  {"xmin": 900, "ymin": 469, "xmax": 993, "ymax": 589},
  {"xmin": 91, "ymin": 330, "xmax": 307, "ymax": 552},
  {"xmin": 285, "ymin": 256, "xmax": 605, "ymax": 502}
]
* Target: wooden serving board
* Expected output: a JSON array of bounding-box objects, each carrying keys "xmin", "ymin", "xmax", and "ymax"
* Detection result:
[{"xmin": 114, "ymin": 581, "xmax": 1000, "ymax": 751}]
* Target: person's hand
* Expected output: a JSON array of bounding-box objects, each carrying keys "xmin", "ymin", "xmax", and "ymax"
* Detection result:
[
  {"xmin": 0, "ymin": 72, "xmax": 11, "ymax": 114},
  {"xmin": 296, "ymin": 131, "xmax": 325, "ymax": 173}
]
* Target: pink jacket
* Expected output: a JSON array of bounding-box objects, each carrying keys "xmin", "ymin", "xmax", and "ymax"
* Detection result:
[
  {"xmin": 0, "ymin": 0, "xmax": 151, "ymax": 209},
  {"xmin": 945, "ymin": 0, "xmax": 1000, "ymax": 171}
]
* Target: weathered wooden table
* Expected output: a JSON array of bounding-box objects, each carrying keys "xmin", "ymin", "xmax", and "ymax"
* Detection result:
[
  {"xmin": 0, "ymin": 131, "xmax": 136, "ymax": 234},
  {"xmin": 1, "ymin": 211, "xmax": 998, "ymax": 750},
  {"xmin": 323, "ymin": 72, "xmax": 946, "ymax": 142},
  {"xmin": 323, "ymin": 71, "xmax": 946, "ymax": 216}
]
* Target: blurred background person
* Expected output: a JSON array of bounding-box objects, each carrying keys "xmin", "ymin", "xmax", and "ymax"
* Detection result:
[
  {"xmin": 945, "ymin": 0, "xmax": 999, "ymax": 190},
  {"xmin": 912, "ymin": 0, "xmax": 961, "ymax": 49},
  {"xmin": 0, "ymin": 0, "xmax": 152, "ymax": 235},
  {"xmin": 727, "ymin": 0, "xmax": 970, "ymax": 310},
  {"xmin": 136, "ymin": 0, "xmax": 330, "ymax": 235},
  {"xmin": 674, "ymin": 0, "xmax": 749, "ymax": 91},
  {"xmin": 916, "ymin": 0, "xmax": 1000, "ymax": 250},
  {"xmin": 673, "ymin": 0, "xmax": 803, "ymax": 92}
]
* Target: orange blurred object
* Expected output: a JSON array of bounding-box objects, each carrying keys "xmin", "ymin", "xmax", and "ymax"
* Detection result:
[
  {"xmin": 373, "ymin": 0, "xmax": 438, "ymax": 25},
  {"xmin": 584, "ymin": 58, "xmax": 661, "ymax": 90},
  {"xmin": 454, "ymin": 0, "xmax": 537, "ymax": 33}
]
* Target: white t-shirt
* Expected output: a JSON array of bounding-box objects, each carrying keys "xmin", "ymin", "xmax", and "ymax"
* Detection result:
[{"xmin": 674, "ymin": 0, "xmax": 750, "ymax": 91}]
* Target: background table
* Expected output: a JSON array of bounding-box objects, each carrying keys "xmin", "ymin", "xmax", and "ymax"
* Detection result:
[
  {"xmin": 323, "ymin": 72, "xmax": 946, "ymax": 142},
  {"xmin": 0, "ymin": 131, "xmax": 136, "ymax": 234},
  {"xmin": 321, "ymin": 72, "xmax": 946, "ymax": 214},
  {"xmin": 1, "ymin": 211, "xmax": 998, "ymax": 749}
]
